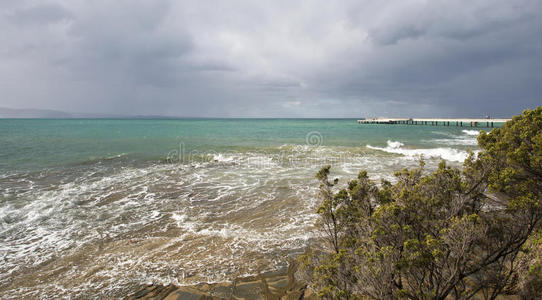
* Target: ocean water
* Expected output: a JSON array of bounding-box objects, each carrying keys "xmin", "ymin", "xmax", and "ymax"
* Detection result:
[{"xmin": 0, "ymin": 118, "xmax": 496, "ymax": 298}]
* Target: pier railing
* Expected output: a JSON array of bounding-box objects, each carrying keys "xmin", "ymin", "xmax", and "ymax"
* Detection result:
[{"xmin": 357, "ymin": 118, "xmax": 510, "ymax": 128}]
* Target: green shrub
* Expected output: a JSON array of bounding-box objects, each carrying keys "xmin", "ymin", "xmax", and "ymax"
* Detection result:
[{"xmin": 308, "ymin": 108, "xmax": 542, "ymax": 299}]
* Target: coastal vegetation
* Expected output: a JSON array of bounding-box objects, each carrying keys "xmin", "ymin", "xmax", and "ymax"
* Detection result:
[{"xmin": 305, "ymin": 107, "xmax": 542, "ymax": 299}]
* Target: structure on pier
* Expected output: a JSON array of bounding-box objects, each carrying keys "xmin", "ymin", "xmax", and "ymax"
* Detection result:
[{"xmin": 357, "ymin": 118, "xmax": 510, "ymax": 128}]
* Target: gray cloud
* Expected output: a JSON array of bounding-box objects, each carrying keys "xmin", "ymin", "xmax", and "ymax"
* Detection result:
[
  {"xmin": 0, "ymin": 0, "xmax": 541, "ymax": 117},
  {"xmin": 7, "ymin": 3, "xmax": 72, "ymax": 26}
]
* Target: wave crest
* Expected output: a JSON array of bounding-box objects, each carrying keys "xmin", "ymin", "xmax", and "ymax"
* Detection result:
[
  {"xmin": 367, "ymin": 140, "xmax": 472, "ymax": 162},
  {"xmin": 462, "ymin": 130, "xmax": 480, "ymax": 136}
]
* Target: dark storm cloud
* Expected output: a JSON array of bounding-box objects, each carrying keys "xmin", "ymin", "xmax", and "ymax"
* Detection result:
[{"xmin": 0, "ymin": 0, "xmax": 541, "ymax": 117}]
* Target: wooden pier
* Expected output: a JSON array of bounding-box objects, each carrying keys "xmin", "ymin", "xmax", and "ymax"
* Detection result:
[{"xmin": 357, "ymin": 118, "xmax": 511, "ymax": 128}]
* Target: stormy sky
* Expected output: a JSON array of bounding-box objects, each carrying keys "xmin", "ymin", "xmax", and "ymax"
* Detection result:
[{"xmin": 1, "ymin": 0, "xmax": 541, "ymax": 117}]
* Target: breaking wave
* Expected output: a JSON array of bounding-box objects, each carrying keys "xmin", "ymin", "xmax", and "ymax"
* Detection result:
[
  {"xmin": 366, "ymin": 140, "xmax": 472, "ymax": 162},
  {"xmin": 462, "ymin": 130, "xmax": 480, "ymax": 136}
]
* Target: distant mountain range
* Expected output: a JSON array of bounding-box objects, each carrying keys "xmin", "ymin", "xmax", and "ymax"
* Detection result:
[
  {"xmin": 0, "ymin": 107, "xmax": 75, "ymax": 118},
  {"xmin": 0, "ymin": 107, "xmax": 176, "ymax": 119}
]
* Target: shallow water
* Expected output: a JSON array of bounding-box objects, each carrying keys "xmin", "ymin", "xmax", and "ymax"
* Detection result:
[{"xmin": 0, "ymin": 119, "xmax": 496, "ymax": 298}]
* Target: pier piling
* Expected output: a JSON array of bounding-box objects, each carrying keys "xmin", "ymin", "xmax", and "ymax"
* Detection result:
[{"xmin": 357, "ymin": 118, "xmax": 509, "ymax": 127}]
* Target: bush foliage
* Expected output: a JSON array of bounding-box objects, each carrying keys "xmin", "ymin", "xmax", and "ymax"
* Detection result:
[{"xmin": 307, "ymin": 107, "xmax": 542, "ymax": 299}]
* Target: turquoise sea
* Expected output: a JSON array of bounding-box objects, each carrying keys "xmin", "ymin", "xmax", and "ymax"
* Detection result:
[{"xmin": 0, "ymin": 118, "xmax": 497, "ymax": 298}]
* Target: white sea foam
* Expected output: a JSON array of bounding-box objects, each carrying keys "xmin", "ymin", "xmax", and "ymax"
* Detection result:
[
  {"xmin": 212, "ymin": 153, "xmax": 236, "ymax": 163},
  {"xmin": 425, "ymin": 130, "xmax": 480, "ymax": 146},
  {"xmin": 462, "ymin": 129, "xmax": 480, "ymax": 136},
  {"xmin": 386, "ymin": 140, "xmax": 404, "ymax": 148},
  {"xmin": 431, "ymin": 137, "xmax": 477, "ymax": 146},
  {"xmin": 1, "ymin": 142, "xmax": 481, "ymax": 298},
  {"xmin": 367, "ymin": 140, "xmax": 471, "ymax": 162}
]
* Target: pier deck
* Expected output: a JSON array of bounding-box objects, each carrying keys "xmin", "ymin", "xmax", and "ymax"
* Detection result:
[{"xmin": 357, "ymin": 118, "xmax": 511, "ymax": 128}]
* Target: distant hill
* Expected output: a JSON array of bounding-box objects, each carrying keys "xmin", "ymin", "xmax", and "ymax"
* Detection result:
[
  {"xmin": 0, "ymin": 107, "xmax": 75, "ymax": 118},
  {"xmin": 0, "ymin": 107, "xmax": 179, "ymax": 119}
]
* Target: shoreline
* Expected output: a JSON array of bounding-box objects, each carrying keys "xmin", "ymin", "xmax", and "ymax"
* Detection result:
[{"xmin": 128, "ymin": 263, "xmax": 317, "ymax": 300}]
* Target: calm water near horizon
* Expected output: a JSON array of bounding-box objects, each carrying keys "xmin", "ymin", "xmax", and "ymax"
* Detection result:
[{"xmin": 0, "ymin": 118, "xmax": 499, "ymax": 298}]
